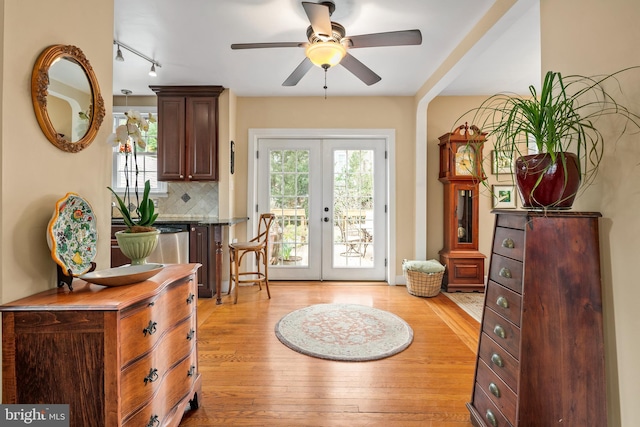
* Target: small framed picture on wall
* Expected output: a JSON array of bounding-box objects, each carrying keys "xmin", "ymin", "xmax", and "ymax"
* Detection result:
[
  {"xmin": 491, "ymin": 150, "xmax": 514, "ymax": 174},
  {"xmin": 492, "ymin": 185, "xmax": 517, "ymax": 209}
]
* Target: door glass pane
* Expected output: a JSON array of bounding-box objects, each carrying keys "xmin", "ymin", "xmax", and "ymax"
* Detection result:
[
  {"xmin": 333, "ymin": 149, "xmax": 374, "ymax": 268},
  {"xmin": 269, "ymin": 149, "xmax": 309, "ymax": 267}
]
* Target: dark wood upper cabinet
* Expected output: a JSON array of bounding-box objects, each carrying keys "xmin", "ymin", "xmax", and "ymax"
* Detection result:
[{"xmin": 150, "ymin": 85, "xmax": 224, "ymax": 181}]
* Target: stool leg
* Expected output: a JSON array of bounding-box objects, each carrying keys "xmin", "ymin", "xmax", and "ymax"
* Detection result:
[
  {"xmin": 229, "ymin": 247, "xmax": 240, "ymax": 304},
  {"xmin": 262, "ymin": 248, "xmax": 271, "ymax": 299},
  {"xmin": 233, "ymin": 251, "xmax": 240, "ymax": 304},
  {"xmin": 228, "ymin": 247, "xmax": 234, "ymax": 297}
]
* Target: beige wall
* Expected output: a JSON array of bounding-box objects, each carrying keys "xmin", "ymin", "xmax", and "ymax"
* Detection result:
[
  {"xmin": 1, "ymin": 0, "xmax": 113, "ymax": 304},
  {"xmin": 540, "ymin": 0, "xmax": 640, "ymax": 425},
  {"xmin": 235, "ymin": 96, "xmax": 417, "ymax": 277}
]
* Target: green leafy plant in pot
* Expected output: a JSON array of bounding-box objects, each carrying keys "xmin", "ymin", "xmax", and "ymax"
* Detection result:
[
  {"xmin": 107, "ymin": 111, "xmax": 160, "ymax": 264},
  {"xmin": 459, "ymin": 67, "xmax": 640, "ymax": 209}
]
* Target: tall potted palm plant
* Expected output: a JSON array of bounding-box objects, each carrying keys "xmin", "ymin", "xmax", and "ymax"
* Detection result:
[
  {"xmin": 459, "ymin": 67, "xmax": 640, "ymax": 209},
  {"xmin": 108, "ymin": 110, "xmax": 159, "ymax": 264}
]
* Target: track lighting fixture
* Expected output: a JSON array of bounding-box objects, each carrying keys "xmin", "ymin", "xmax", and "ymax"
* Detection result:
[
  {"xmin": 115, "ymin": 44, "xmax": 124, "ymax": 62},
  {"xmin": 113, "ymin": 39, "xmax": 161, "ymax": 77}
]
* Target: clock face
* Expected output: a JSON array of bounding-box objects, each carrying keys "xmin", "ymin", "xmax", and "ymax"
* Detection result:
[{"xmin": 455, "ymin": 146, "xmax": 475, "ymax": 175}]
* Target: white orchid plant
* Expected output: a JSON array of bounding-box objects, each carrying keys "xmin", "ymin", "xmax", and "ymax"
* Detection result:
[{"xmin": 107, "ymin": 110, "xmax": 158, "ymax": 232}]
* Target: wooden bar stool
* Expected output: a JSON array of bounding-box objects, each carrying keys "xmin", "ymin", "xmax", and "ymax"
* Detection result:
[{"xmin": 228, "ymin": 213, "xmax": 275, "ymax": 304}]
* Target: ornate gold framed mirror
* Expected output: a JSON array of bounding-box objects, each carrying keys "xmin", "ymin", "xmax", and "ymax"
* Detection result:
[{"xmin": 31, "ymin": 45, "xmax": 105, "ymax": 153}]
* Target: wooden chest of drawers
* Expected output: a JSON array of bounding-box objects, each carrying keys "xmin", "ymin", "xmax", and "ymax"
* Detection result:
[
  {"xmin": 467, "ymin": 211, "xmax": 607, "ymax": 427},
  {"xmin": 1, "ymin": 263, "xmax": 201, "ymax": 427}
]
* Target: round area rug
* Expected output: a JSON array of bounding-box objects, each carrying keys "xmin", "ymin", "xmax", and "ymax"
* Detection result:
[{"xmin": 274, "ymin": 303, "xmax": 413, "ymax": 361}]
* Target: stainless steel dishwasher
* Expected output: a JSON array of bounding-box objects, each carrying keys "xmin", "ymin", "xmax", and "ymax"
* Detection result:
[{"xmin": 147, "ymin": 224, "xmax": 190, "ymax": 264}]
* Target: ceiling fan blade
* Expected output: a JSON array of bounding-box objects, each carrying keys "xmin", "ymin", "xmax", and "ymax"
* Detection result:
[
  {"xmin": 340, "ymin": 53, "xmax": 381, "ymax": 86},
  {"xmin": 347, "ymin": 29, "xmax": 422, "ymax": 48},
  {"xmin": 302, "ymin": 2, "xmax": 333, "ymax": 39},
  {"xmin": 282, "ymin": 57, "xmax": 313, "ymax": 86},
  {"xmin": 231, "ymin": 42, "xmax": 304, "ymax": 49}
]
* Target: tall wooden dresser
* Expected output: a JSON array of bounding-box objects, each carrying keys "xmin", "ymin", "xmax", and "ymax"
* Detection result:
[
  {"xmin": 1, "ymin": 263, "xmax": 202, "ymax": 427},
  {"xmin": 468, "ymin": 211, "xmax": 607, "ymax": 426}
]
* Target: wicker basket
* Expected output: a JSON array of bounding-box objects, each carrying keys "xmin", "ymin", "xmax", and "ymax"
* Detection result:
[{"xmin": 404, "ymin": 269, "xmax": 445, "ymax": 297}]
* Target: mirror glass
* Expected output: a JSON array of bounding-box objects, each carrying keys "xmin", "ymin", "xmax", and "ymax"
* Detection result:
[
  {"xmin": 47, "ymin": 57, "xmax": 92, "ymax": 142},
  {"xmin": 32, "ymin": 45, "xmax": 105, "ymax": 153}
]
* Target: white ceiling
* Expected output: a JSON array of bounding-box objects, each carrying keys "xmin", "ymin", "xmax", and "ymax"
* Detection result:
[{"xmin": 112, "ymin": 0, "xmax": 540, "ymax": 98}]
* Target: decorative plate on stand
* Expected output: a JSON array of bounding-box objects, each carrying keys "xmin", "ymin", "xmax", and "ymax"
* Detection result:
[{"xmin": 47, "ymin": 193, "xmax": 98, "ymax": 276}]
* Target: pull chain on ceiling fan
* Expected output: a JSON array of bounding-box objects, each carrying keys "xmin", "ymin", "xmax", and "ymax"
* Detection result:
[{"xmin": 231, "ymin": 1, "xmax": 422, "ymax": 90}]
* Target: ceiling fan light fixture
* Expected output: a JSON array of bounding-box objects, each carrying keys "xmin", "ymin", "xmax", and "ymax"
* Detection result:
[{"xmin": 305, "ymin": 42, "xmax": 346, "ymax": 68}]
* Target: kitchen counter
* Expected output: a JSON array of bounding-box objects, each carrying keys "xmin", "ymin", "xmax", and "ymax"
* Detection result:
[
  {"xmin": 111, "ymin": 216, "xmax": 249, "ymax": 303},
  {"xmin": 112, "ymin": 216, "xmax": 249, "ymax": 226}
]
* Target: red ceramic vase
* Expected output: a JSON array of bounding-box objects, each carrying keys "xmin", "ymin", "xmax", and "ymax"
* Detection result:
[{"xmin": 515, "ymin": 153, "xmax": 581, "ymax": 209}]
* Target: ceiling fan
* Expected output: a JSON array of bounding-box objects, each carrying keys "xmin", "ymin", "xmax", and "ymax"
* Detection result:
[{"xmin": 230, "ymin": 1, "xmax": 422, "ymax": 87}]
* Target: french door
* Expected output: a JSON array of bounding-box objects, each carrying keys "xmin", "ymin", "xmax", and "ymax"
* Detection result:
[{"xmin": 256, "ymin": 137, "xmax": 387, "ymax": 281}]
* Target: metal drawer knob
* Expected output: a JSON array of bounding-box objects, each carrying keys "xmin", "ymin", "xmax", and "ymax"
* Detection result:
[
  {"xmin": 186, "ymin": 293, "xmax": 195, "ymax": 304},
  {"xmin": 187, "ymin": 329, "xmax": 195, "ymax": 341},
  {"xmin": 496, "ymin": 296, "xmax": 509, "ymax": 309},
  {"xmin": 146, "ymin": 415, "xmax": 159, "ymax": 427},
  {"xmin": 187, "ymin": 365, "xmax": 196, "ymax": 377},
  {"xmin": 502, "ymin": 237, "xmax": 515, "ymax": 249},
  {"xmin": 493, "ymin": 324, "xmax": 506, "ymax": 339},
  {"xmin": 486, "ymin": 410, "xmax": 498, "ymax": 427},
  {"xmin": 499, "ymin": 267, "xmax": 512, "ymax": 279},
  {"xmin": 489, "ymin": 382, "xmax": 501, "ymax": 398},
  {"xmin": 491, "ymin": 353, "xmax": 504, "ymax": 368}
]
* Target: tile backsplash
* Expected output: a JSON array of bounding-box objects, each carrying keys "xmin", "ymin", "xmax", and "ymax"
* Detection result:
[
  {"xmin": 112, "ymin": 181, "xmax": 218, "ymax": 218},
  {"xmin": 158, "ymin": 182, "xmax": 218, "ymax": 216}
]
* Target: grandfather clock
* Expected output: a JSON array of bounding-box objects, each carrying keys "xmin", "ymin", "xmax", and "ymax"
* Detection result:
[{"xmin": 438, "ymin": 123, "xmax": 486, "ymax": 292}]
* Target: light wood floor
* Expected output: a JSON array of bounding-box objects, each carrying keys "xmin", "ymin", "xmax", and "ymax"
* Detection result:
[{"xmin": 180, "ymin": 282, "xmax": 480, "ymax": 426}]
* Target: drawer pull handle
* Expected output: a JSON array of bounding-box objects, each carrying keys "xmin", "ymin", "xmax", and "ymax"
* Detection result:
[
  {"xmin": 144, "ymin": 368, "xmax": 159, "ymax": 385},
  {"xmin": 491, "ymin": 353, "xmax": 504, "ymax": 368},
  {"xmin": 143, "ymin": 321, "xmax": 157, "ymax": 337},
  {"xmin": 493, "ymin": 324, "xmax": 506, "ymax": 339},
  {"xmin": 187, "ymin": 293, "xmax": 195, "ymax": 304},
  {"xmin": 489, "ymin": 382, "xmax": 501, "ymax": 398},
  {"xmin": 485, "ymin": 410, "xmax": 498, "ymax": 427},
  {"xmin": 496, "ymin": 296, "xmax": 509, "ymax": 309},
  {"xmin": 502, "ymin": 237, "xmax": 514, "ymax": 249},
  {"xmin": 188, "ymin": 365, "xmax": 196, "ymax": 377},
  {"xmin": 187, "ymin": 329, "xmax": 195, "ymax": 341},
  {"xmin": 148, "ymin": 301, "xmax": 155, "ymax": 307},
  {"xmin": 498, "ymin": 267, "xmax": 512, "ymax": 279},
  {"xmin": 146, "ymin": 414, "xmax": 160, "ymax": 427}
]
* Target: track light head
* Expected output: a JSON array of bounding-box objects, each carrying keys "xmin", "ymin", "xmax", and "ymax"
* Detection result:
[
  {"xmin": 115, "ymin": 45, "xmax": 124, "ymax": 62},
  {"xmin": 149, "ymin": 63, "xmax": 157, "ymax": 77}
]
